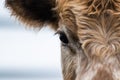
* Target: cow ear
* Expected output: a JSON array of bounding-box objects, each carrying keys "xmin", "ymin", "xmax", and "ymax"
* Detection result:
[{"xmin": 5, "ymin": 0, "xmax": 59, "ymax": 30}]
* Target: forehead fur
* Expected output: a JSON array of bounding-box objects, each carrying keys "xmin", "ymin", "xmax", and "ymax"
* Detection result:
[
  {"xmin": 57, "ymin": 0, "xmax": 120, "ymax": 15},
  {"xmin": 57, "ymin": 0, "xmax": 120, "ymax": 59},
  {"xmin": 56, "ymin": 0, "xmax": 120, "ymax": 35}
]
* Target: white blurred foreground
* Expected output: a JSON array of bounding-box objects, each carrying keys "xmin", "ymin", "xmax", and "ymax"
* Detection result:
[{"xmin": 0, "ymin": 27, "xmax": 62, "ymax": 79}]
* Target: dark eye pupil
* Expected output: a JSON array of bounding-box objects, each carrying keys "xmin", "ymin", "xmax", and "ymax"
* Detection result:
[{"xmin": 59, "ymin": 33, "xmax": 69, "ymax": 44}]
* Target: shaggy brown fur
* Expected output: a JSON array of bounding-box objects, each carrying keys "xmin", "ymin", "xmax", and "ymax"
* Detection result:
[
  {"xmin": 92, "ymin": 69, "xmax": 113, "ymax": 80},
  {"xmin": 5, "ymin": 0, "xmax": 120, "ymax": 80}
]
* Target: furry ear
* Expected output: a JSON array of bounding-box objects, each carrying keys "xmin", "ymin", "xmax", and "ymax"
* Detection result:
[{"xmin": 5, "ymin": 0, "xmax": 59, "ymax": 30}]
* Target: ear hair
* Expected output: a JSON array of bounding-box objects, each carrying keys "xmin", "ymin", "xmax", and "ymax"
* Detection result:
[{"xmin": 5, "ymin": 0, "xmax": 59, "ymax": 30}]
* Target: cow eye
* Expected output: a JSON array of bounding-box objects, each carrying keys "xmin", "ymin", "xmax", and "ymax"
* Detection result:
[{"xmin": 59, "ymin": 32, "xmax": 69, "ymax": 44}]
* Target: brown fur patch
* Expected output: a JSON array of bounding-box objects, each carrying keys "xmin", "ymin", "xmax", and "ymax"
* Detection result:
[
  {"xmin": 78, "ymin": 13, "xmax": 120, "ymax": 59},
  {"xmin": 92, "ymin": 69, "xmax": 113, "ymax": 80}
]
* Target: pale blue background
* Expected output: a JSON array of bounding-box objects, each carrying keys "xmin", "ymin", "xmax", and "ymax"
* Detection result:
[{"xmin": 0, "ymin": 0, "xmax": 62, "ymax": 80}]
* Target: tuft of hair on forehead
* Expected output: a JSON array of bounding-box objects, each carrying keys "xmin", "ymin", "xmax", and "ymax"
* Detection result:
[
  {"xmin": 76, "ymin": 0, "xmax": 120, "ymax": 59},
  {"xmin": 5, "ymin": 0, "xmax": 59, "ymax": 30},
  {"xmin": 84, "ymin": 0, "xmax": 120, "ymax": 15},
  {"xmin": 56, "ymin": 0, "xmax": 120, "ymax": 15}
]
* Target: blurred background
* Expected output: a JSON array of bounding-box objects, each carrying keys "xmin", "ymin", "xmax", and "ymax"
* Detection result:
[{"xmin": 0, "ymin": 0, "xmax": 62, "ymax": 80}]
